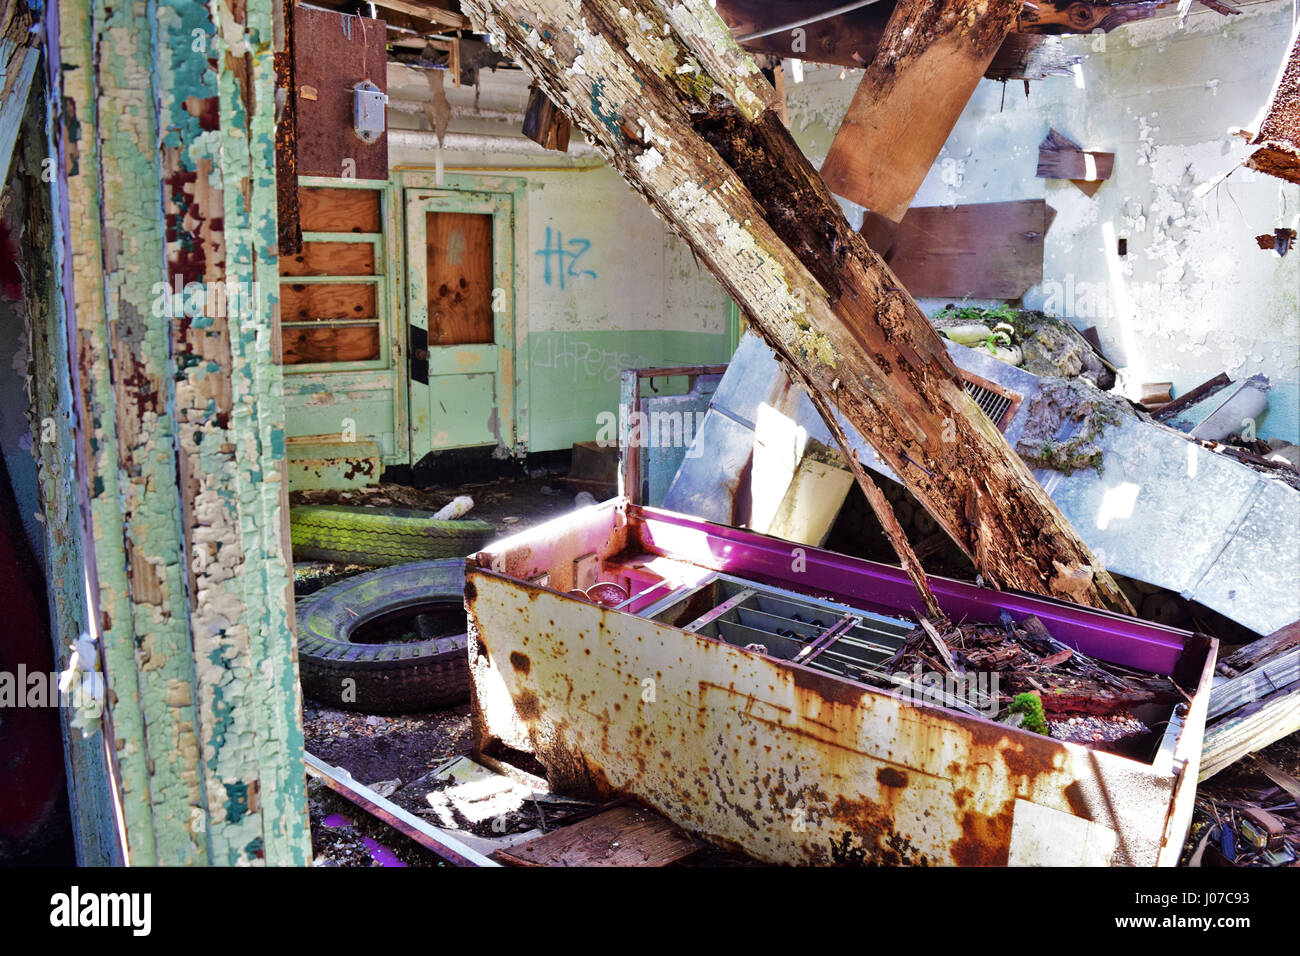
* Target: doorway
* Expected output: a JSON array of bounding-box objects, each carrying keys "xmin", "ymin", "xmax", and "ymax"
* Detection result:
[{"xmin": 404, "ymin": 187, "xmax": 518, "ymax": 459}]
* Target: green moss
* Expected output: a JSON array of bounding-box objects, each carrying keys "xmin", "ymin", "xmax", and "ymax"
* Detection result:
[{"xmin": 1008, "ymin": 692, "xmax": 1049, "ymax": 736}]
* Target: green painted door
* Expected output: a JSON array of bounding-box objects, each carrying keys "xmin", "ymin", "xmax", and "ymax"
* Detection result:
[{"xmin": 405, "ymin": 188, "xmax": 516, "ymax": 457}]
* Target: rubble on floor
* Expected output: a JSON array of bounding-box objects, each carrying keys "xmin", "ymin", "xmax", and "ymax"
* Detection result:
[
  {"xmin": 677, "ymin": 332, "xmax": 1300, "ymax": 636},
  {"xmin": 1184, "ymin": 738, "xmax": 1300, "ymax": 868},
  {"xmin": 869, "ymin": 611, "xmax": 1186, "ymax": 758}
]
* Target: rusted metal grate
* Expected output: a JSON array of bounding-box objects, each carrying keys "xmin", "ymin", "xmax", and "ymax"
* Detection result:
[{"xmin": 964, "ymin": 380, "xmax": 1013, "ymax": 429}]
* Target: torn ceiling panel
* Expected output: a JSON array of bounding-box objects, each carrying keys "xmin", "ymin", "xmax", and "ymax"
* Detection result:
[{"xmin": 667, "ymin": 333, "xmax": 1300, "ymax": 636}]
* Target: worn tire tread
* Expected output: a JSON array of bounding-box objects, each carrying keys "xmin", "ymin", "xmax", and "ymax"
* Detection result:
[{"xmin": 295, "ymin": 559, "xmax": 471, "ymax": 713}]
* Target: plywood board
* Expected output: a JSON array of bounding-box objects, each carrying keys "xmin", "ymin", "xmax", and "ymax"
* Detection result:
[
  {"xmin": 494, "ymin": 803, "xmax": 705, "ymax": 867},
  {"xmin": 299, "ymin": 187, "xmax": 382, "ymax": 233},
  {"xmin": 280, "ymin": 241, "xmax": 376, "ymax": 277},
  {"xmin": 876, "ymin": 199, "xmax": 1050, "ymax": 299},
  {"xmin": 281, "ymin": 324, "xmax": 380, "ymax": 365},
  {"xmin": 293, "ymin": 5, "xmax": 388, "ymax": 179},
  {"xmin": 425, "ymin": 211, "xmax": 494, "ymax": 346},
  {"xmin": 279, "ymin": 282, "xmax": 377, "ymax": 321}
]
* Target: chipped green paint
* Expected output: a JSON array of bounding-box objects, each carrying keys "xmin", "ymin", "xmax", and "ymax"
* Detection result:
[
  {"xmin": 19, "ymin": 70, "xmax": 122, "ymax": 864},
  {"xmin": 94, "ymin": 0, "xmax": 209, "ymax": 867},
  {"xmin": 50, "ymin": 0, "xmax": 309, "ymax": 865}
]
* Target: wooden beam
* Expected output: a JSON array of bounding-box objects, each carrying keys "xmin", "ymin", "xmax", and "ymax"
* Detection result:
[
  {"xmin": 819, "ymin": 0, "xmax": 1021, "ymax": 222},
  {"xmin": 1245, "ymin": 19, "xmax": 1300, "ymax": 185},
  {"xmin": 714, "ymin": 1, "xmax": 1164, "ymax": 72},
  {"xmin": 463, "ymin": 0, "xmax": 1132, "ymax": 613},
  {"xmin": 370, "ymin": 0, "xmax": 469, "ymax": 30},
  {"xmin": 52, "ymin": 0, "xmax": 310, "ymax": 864}
]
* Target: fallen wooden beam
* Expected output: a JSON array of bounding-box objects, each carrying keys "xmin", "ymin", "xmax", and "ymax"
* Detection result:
[
  {"xmin": 1153, "ymin": 371, "xmax": 1231, "ymax": 423},
  {"xmin": 1200, "ymin": 680, "xmax": 1300, "ymax": 780},
  {"xmin": 1208, "ymin": 648, "xmax": 1300, "ymax": 721},
  {"xmin": 714, "ymin": 1, "xmax": 1169, "ymax": 71},
  {"xmin": 1220, "ymin": 620, "xmax": 1300, "ymax": 676},
  {"xmin": 1245, "ymin": 19, "xmax": 1300, "ymax": 184},
  {"xmin": 820, "ymin": 0, "xmax": 1021, "ymax": 222},
  {"xmin": 305, "ymin": 752, "xmax": 500, "ymax": 866},
  {"xmin": 463, "ymin": 0, "xmax": 1131, "ymax": 613}
]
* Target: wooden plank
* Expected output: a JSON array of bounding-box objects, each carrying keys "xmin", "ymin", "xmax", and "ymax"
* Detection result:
[
  {"xmin": 715, "ymin": 2, "xmax": 1156, "ymax": 72},
  {"xmin": 369, "ymin": 0, "xmax": 469, "ymax": 29},
  {"xmin": 16, "ymin": 84, "xmax": 123, "ymax": 863},
  {"xmin": 819, "ymin": 0, "xmax": 1021, "ymax": 222},
  {"xmin": 1221, "ymin": 620, "xmax": 1300, "ymax": 674},
  {"xmin": 51, "ymin": 0, "xmax": 309, "ymax": 864},
  {"xmin": 299, "ymin": 186, "xmax": 382, "ymax": 232},
  {"xmin": 1201, "ymin": 681, "xmax": 1300, "ymax": 780},
  {"xmin": 279, "ymin": 241, "xmax": 376, "ymax": 277},
  {"xmin": 494, "ymin": 803, "xmax": 706, "ymax": 867},
  {"xmin": 275, "ymin": 0, "xmax": 301, "ymax": 254},
  {"xmin": 280, "ymin": 281, "xmax": 378, "ymax": 320},
  {"xmin": 1209, "ymin": 648, "xmax": 1300, "ymax": 720},
  {"xmin": 282, "ymin": 325, "xmax": 381, "ymax": 364},
  {"xmin": 1153, "ymin": 372, "xmax": 1231, "ymax": 424},
  {"xmin": 875, "ymin": 200, "xmax": 1049, "ymax": 299},
  {"xmin": 293, "ymin": 5, "xmax": 388, "ymax": 179},
  {"xmin": 425, "ymin": 211, "xmax": 494, "ymax": 345}
]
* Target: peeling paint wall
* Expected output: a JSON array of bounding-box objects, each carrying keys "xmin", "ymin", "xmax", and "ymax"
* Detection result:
[
  {"xmin": 788, "ymin": 1, "xmax": 1300, "ymax": 443},
  {"xmin": 388, "ymin": 144, "xmax": 733, "ymax": 454},
  {"xmin": 45, "ymin": 0, "xmax": 310, "ymax": 865}
]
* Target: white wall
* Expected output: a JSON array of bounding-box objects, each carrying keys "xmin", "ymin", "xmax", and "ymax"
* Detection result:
[{"xmin": 788, "ymin": 1, "xmax": 1300, "ymax": 443}]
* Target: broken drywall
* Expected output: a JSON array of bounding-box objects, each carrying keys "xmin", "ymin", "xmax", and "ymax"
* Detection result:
[{"xmin": 789, "ymin": 1, "xmax": 1300, "ymax": 444}]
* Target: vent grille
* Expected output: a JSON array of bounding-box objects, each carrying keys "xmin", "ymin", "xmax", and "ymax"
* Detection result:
[{"xmin": 964, "ymin": 380, "xmax": 1013, "ymax": 429}]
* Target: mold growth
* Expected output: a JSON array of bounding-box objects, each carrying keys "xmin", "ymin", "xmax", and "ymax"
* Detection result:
[{"xmin": 1015, "ymin": 377, "xmax": 1134, "ymax": 475}]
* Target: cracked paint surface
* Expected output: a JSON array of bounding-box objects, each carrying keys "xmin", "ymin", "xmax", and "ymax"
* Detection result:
[{"xmin": 51, "ymin": 0, "xmax": 309, "ymax": 865}]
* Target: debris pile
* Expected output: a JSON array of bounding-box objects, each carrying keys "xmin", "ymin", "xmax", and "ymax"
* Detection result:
[
  {"xmin": 1187, "ymin": 752, "xmax": 1300, "ymax": 868},
  {"xmin": 875, "ymin": 611, "xmax": 1187, "ymax": 756},
  {"xmin": 932, "ymin": 305, "xmax": 1115, "ymax": 389}
]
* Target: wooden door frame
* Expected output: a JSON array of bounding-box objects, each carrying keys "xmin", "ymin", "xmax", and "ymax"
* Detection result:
[{"xmin": 395, "ymin": 171, "xmax": 528, "ymax": 461}]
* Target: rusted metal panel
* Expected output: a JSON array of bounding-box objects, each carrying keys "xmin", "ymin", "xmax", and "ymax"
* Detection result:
[{"xmin": 466, "ymin": 504, "xmax": 1214, "ymax": 866}]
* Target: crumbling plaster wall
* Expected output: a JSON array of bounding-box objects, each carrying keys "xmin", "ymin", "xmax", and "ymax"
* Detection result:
[
  {"xmin": 788, "ymin": 0, "xmax": 1300, "ymax": 444},
  {"xmin": 388, "ymin": 141, "xmax": 732, "ymax": 454}
]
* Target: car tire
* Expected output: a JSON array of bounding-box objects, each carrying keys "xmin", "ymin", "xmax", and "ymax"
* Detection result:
[
  {"xmin": 290, "ymin": 505, "xmax": 496, "ymax": 566},
  {"xmin": 296, "ymin": 559, "xmax": 470, "ymax": 713}
]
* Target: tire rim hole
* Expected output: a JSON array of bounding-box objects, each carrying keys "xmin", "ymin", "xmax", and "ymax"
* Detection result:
[{"xmin": 350, "ymin": 601, "xmax": 466, "ymax": 645}]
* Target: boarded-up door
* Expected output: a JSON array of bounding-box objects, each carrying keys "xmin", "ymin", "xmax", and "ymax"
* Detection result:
[{"xmin": 405, "ymin": 189, "xmax": 516, "ymax": 455}]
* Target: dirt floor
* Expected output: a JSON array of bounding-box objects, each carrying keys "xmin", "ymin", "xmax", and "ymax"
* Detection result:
[{"xmin": 297, "ymin": 475, "xmax": 607, "ymax": 865}]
